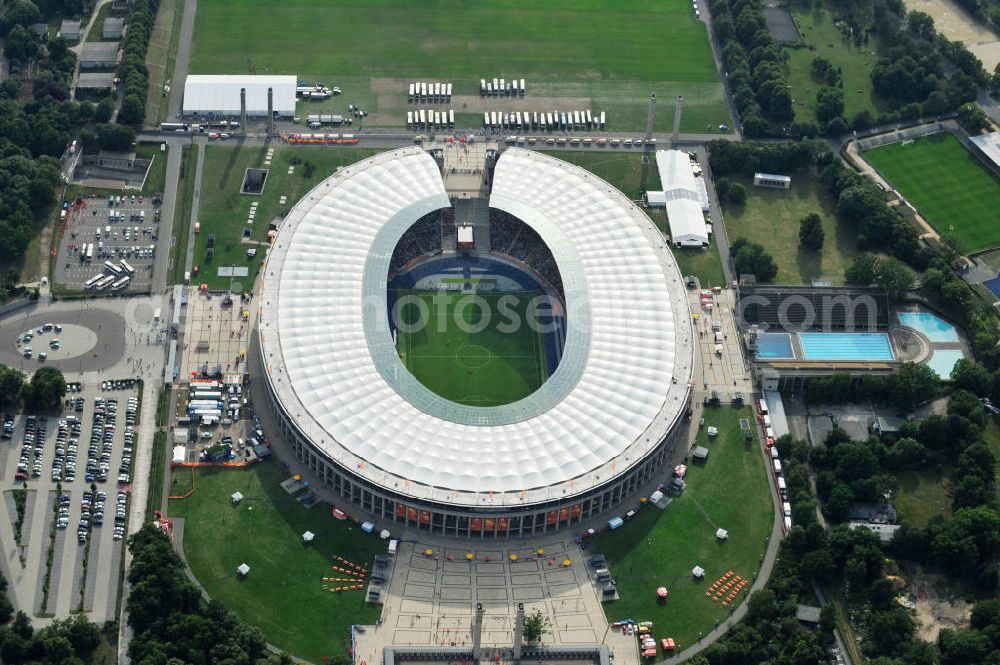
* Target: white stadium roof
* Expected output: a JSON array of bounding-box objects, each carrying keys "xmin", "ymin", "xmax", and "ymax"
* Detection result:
[
  {"xmin": 182, "ymin": 75, "xmax": 296, "ymax": 116},
  {"xmin": 971, "ymin": 131, "xmax": 1000, "ymax": 170},
  {"xmin": 259, "ymin": 147, "xmax": 693, "ymax": 507},
  {"xmin": 655, "ymin": 150, "xmax": 710, "ymax": 247}
]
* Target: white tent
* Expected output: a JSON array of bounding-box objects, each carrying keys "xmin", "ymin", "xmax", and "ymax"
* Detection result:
[
  {"xmin": 707, "ymin": 426, "xmax": 718, "ymax": 437},
  {"xmin": 172, "ymin": 445, "xmax": 186, "ymax": 463},
  {"xmin": 379, "ymin": 529, "xmax": 391, "ymax": 540},
  {"xmin": 716, "ymin": 528, "xmax": 728, "ymax": 540},
  {"xmin": 237, "ymin": 563, "xmax": 250, "ymax": 576},
  {"xmin": 302, "ymin": 531, "xmax": 315, "ymax": 543},
  {"xmin": 692, "ymin": 565, "xmax": 705, "ymax": 578},
  {"xmin": 231, "ymin": 491, "xmax": 244, "ymax": 505},
  {"xmin": 656, "ymin": 150, "xmax": 709, "ymax": 247},
  {"xmin": 183, "ymin": 75, "xmax": 297, "ymax": 117}
]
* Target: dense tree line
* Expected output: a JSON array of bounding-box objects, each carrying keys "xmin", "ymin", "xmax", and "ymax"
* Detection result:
[
  {"xmin": 709, "ymin": 0, "xmax": 794, "ymax": 136},
  {"xmin": 117, "ymin": 0, "xmax": 162, "ymax": 125},
  {"xmin": 804, "ymin": 362, "xmax": 938, "ymax": 406},
  {"xmin": 126, "ymin": 524, "xmax": 295, "ymax": 665},
  {"xmin": 708, "ymin": 139, "xmax": 830, "ymax": 176}
]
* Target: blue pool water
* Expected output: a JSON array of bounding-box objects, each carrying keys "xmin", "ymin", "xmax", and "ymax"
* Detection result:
[
  {"xmin": 798, "ymin": 332, "xmax": 894, "ymax": 361},
  {"xmin": 926, "ymin": 349, "xmax": 965, "ymax": 379},
  {"xmin": 898, "ymin": 312, "xmax": 959, "ymax": 343},
  {"xmin": 756, "ymin": 332, "xmax": 794, "ymax": 358}
]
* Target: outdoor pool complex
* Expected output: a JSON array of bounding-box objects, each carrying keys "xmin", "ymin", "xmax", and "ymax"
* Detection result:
[
  {"xmin": 755, "ymin": 331, "xmax": 895, "ymax": 361},
  {"xmin": 799, "ymin": 333, "xmax": 894, "ymax": 361},
  {"xmin": 898, "ymin": 312, "xmax": 959, "ymax": 343},
  {"xmin": 926, "ymin": 349, "xmax": 964, "ymax": 379},
  {"xmin": 756, "ymin": 332, "xmax": 795, "ymax": 359}
]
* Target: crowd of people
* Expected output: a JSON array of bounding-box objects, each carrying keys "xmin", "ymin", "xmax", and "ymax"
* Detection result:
[
  {"xmin": 489, "ymin": 211, "xmax": 564, "ymax": 297},
  {"xmin": 389, "ymin": 212, "xmax": 443, "ymax": 277}
]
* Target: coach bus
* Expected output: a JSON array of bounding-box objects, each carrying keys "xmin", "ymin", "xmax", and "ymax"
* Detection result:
[
  {"xmin": 120, "ymin": 259, "xmax": 135, "ymax": 275},
  {"xmin": 110, "ymin": 276, "xmax": 130, "ymax": 291},
  {"xmin": 104, "ymin": 260, "xmax": 122, "ymax": 276},
  {"xmin": 84, "ymin": 274, "xmax": 104, "ymax": 289},
  {"xmin": 94, "ymin": 275, "xmax": 115, "ymax": 291}
]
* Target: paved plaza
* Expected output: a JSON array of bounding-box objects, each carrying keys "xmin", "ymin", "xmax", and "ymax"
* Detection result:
[
  {"xmin": 177, "ymin": 291, "xmax": 252, "ymax": 380},
  {"xmin": 354, "ymin": 539, "xmax": 637, "ymax": 665}
]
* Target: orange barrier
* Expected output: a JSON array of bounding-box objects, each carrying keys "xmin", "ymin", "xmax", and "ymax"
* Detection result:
[
  {"xmin": 167, "ymin": 468, "xmax": 196, "ymax": 500},
  {"xmin": 171, "ymin": 460, "xmax": 253, "ymax": 468}
]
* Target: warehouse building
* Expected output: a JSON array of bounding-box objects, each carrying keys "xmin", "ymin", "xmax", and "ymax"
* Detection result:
[
  {"xmin": 59, "ymin": 19, "xmax": 81, "ymax": 41},
  {"xmin": 102, "ymin": 17, "xmax": 125, "ymax": 39},
  {"xmin": 79, "ymin": 41, "xmax": 121, "ymax": 69},
  {"xmin": 182, "ymin": 75, "xmax": 297, "ymax": 117},
  {"xmin": 76, "ymin": 72, "xmax": 116, "ymax": 93}
]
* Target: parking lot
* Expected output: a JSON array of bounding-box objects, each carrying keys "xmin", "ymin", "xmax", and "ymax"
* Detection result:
[
  {"xmin": 0, "ymin": 380, "xmax": 140, "ymax": 621},
  {"xmin": 55, "ymin": 192, "xmax": 165, "ymax": 292}
]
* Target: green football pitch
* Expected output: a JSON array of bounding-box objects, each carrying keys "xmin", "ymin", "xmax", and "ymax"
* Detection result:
[
  {"xmin": 864, "ymin": 132, "xmax": 1000, "ymax": 252},
  {"xmin": 189, "ymin": 0, "xmax": 729, "ymax": 133},
  {"xmin": 394, "ymin": 290, "xmax": 549, "ymax": 406}
]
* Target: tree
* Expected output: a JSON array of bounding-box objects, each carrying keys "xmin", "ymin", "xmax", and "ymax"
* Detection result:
[
  {"xmin": 957, "ymin": 103, "xmax": 990, "ymax": 134},
  {"xmin": 118, "ymin": 94, "xmax": 145, "ymax": 126},
  {"xmin": 731, "ymin": 238, "xmax": 778, "ymax": 282},
  {"xmin": 845, "ymin": 253, "xmax": 878, "ymax": 285},
  {"xmin": 874, "ymin": 257, "xmax": 914, "ymax": 299},
  {"xmin": 715, "ymin": 177, "xmax": 731, "ymax": 202},
  {"xmin": 95, "ymin": 123, "xmax": 135, "ymax": 151},
  {"xmin": 522, "ymin": 609, "xmax": 550, "ymax": 642},
  {"xmin": 95, "ymin": 98, "xmax": 114, "ymax": 123},
  {"xmin": 0, "ymin": 366, "xmax": 25, "ymax": 405},
  {"xmin": 798, "ymin": 213, "xmax": 825, "ymax": 251},
  {"xmin": 23, "ymin": 366, "xmax": 65, "ymax": 411},
  {"xmin": 885, "ymin": 362, "xmax": 938, "ymax": 408},
  {"xmin": 816, "ymin": 86, "xmax": 845, "ymax": 123},
  {"xmin": 4, "ymin": 25, "xmax": 40, "ymax": 64},
  {"xmin": 728, "ymin": 182, "xmax": 747, "ymax": 206}
]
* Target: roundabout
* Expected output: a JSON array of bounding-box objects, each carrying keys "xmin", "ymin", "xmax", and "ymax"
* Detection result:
[{"xmin": 0, "ymin": 309, "xmax": 127, "ymax": 372}]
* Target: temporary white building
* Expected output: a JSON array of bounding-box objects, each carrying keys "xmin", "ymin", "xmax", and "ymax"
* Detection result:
[
  {"xmin": 655, "ymin": 150, "xmax": 709, "ymax": 247},
  {"xmin": 183, "ymin": 75, "xmax": 297, "ymax": 117},
  {"xmin": 237, "ymin": 563, "xmax": 250, "ymax": 576}
]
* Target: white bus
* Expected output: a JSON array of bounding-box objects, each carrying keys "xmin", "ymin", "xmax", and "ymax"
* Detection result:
[
  {"xmin": 600, "ymin": 111, "xmax": 606, "ymax": 129},
  {"xmin": 95, "ymin": 275, "xmax": 115, "ymax": 291},
  {"xmin": 84, "ymin": 274, "xmax": 104, "ymax": 289},
  {"xmin": 104, "ymin": 261, "xmax": 122, "ymax": 276},
  {"xmin": 448, "ymin": 109, "xmax": 454, "ymax": 126},
  {"xmin": 446, "ymin": 83, "xmax": 452, "ymax": 99},
  {"xmin": 408, "ymin": 83, "xmax": 415, "ymax": 100},
  {"xmin": 407, "ymin": 111, "xmax": 413, "ymax": 128},
  {"xmin": 111, "ymin": 276, "xmax": 130, "ymax": 291},
  {"xmin": 120, "ymin": 259, "xmax": 135, "ymax": 275},
  {"xmin": 86, "ymin": 244, "xmax": 94, "ymax": 262},
  {"xmin": 519, "ymin": 79, "xmax": 525, "ymax": 95},
  {"xmin": 586, "ymin": 109, "xmax": 593, "ymax": 126},
  {"xmin": 480, "ymin": 79, "xmax": 486, "ymax": 95}
]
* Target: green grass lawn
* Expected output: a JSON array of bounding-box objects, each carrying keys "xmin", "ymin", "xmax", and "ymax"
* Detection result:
[
  {"xmin": 144, "ymin": 0, "xmax": 185, "ymax": 126},
  {"xmin": 190, "ymin": 0, "xmax": 728, "ymax": 133},
  {"xmin": 723, "ymin": 174, "xmax": 858, "ymax": 285},
  {"xmin": 170, "ymin": 462, "xmax": 383, "ymax": 662},
  {"xmin": 894, "ymin": 470, "xmax": 951, "ymax": 527},
  {"xmin": 194, "ymin": 144, "xmax": 379, "ymax": 290},
  {"xmin": 864, "ymin": 133, "xmax": 1000, "ymax": 252},
  {"xmin": 786, "ymin": 4, "xmax": 884, "ymax": 125},
  {"xmin": 84, "ymin": 3, "xmax": 112, "ymax": 42},
  {"xmin": 543, "ymin": 150, "xmax": 725, "ymax": 285},
  {"xmin": 170, "ymin": 144, "xmax": 197, "ymax": 285},
  {"xmin": 135, "ymin": 143, "xmax": 168, "ymax": 195},
  {"xmin": 593, "ymin": 407, "xmax": 772, "ymax": 648},
  {"xmin": 394, "ymin": 289, "xmax": 547, "ymax": 406}
]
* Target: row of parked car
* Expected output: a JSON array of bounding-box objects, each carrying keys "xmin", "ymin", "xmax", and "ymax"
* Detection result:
[
  {"xmin": 15, "ymin": 415, "xmax": 45, "ymax": 480},
  {"xmin": 51, "ymin": 416, "xmax": 82, "ymax": 483}
]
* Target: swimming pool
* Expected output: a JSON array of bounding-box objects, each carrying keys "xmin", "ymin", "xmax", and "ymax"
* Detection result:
[
  {"xmin": 898, "ymin": 312, "xmax": 959, "ymax": 343},
  {"xmin": 756, "ymin": 332, "xmax": 794, "ymax": 358},
  {"xmin": 798, "ymin": 332, "xmax": 894, "ymax": 361},
  {"xmin": 926, "ymin": 349, "xmax": 965, "ymax": 379}
]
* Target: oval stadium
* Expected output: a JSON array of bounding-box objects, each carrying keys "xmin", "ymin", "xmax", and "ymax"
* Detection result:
[{"xmin": 257, "ymin": 145, "xmax": 694, "ymax": 537}]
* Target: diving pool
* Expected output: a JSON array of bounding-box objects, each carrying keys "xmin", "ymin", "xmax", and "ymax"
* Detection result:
[
  {"xmin": 798, "ymin": 332, "xmax": 894, "ymax": 361},
  {"xmin": 756, "ymin": 332, "xmax": 794, "ymax": 358},
  {"xmin": 926, "ymin": 349, "xmax": 965, "ymax": 379},
  {"xmin": 898, "ymin": 312, "xmax": 959, "ymax": 343}
]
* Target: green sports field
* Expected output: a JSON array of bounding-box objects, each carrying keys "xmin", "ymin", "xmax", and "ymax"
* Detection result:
[
  {"xmin": 394, "ymin": 289, "xmax": 548, "ymax": 406},
  {"xmin": 864, "ymin": 133, "xmax": 1000, "ymax": 252},
  {"xmin": 190, "ymin": 0, "xmax": 729, "ymax": 133}
]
